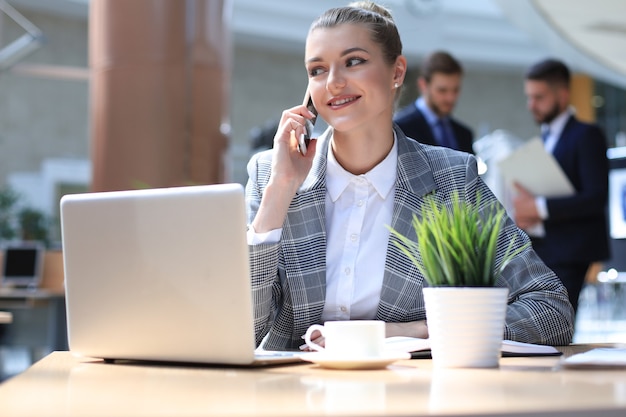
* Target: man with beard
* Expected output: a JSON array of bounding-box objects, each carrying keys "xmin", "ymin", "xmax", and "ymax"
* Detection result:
[
  {"xmin": 513, "ymin": 58, "xmax": 610, "ymax": 316},
  {"xmin": 394, "ymin": 51, "xmax": 474, "ymax": 154}
]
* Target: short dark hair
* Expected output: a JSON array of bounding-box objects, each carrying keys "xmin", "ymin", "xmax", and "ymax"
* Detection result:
[
  {"xmin": 525, "ymin": 58, "xmax": 570, "ymax": 89},
  {"xmin": 420, "ymin": 51, "xmax": 463, "ymax": 82}
]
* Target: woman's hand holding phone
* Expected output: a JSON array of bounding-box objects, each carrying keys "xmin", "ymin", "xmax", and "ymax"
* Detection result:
[
  {"xmin": 269, "ymin": 98, "xmax": 318, "ymax": 192},
  {"xmin": 252, "ymin": 100, "xmax": 318, "ymax": 234},
  {"xmin": 298, "ymin": 91, "xmax": 318, "ymax": 156},
  {"xmin": 252, "ymin": 87, "xmax": 320, "ymax": 236}
]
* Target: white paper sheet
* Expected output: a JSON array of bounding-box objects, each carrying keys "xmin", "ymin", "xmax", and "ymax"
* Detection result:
[
  {"xmin": 562, "ymin": 348, "xmax": 626, "ymax": 368},
  {"xmin": 497, "ymin": 138, "xmax": 575, "ymax": 197}
]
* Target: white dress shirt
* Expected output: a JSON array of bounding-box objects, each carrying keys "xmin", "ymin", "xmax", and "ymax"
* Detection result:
[
  {"xmin": 526, "ymin": 108, "xmax": 572, "ymax": 237},
  {"xmin": 248, "ymin": 132, "xmax": 398, "ymax": 322},
  {"xmin": 322, "ymin": 135, "xmax": 397, "ymax": 321}
]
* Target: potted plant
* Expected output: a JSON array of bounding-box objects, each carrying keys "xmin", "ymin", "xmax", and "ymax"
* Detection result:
[
  {"xmin": 0, "ymin": 187, "xmax": 19, "ymax": 241},
  {"xmin": 18, "ymin": 207, "xmax": 50, "ymax": 245},
  {"xmin": 0, "ymin": 187, "xmax": 51, "ymax": 246},
  {"xmin": 389, "ymin": 192, "xmax": 529, "ymax": 368}
]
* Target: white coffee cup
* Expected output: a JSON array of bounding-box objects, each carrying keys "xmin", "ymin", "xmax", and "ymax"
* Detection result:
[{"xmin": 304, "ymin": 320, "xmax": 385, "ymax": 358}]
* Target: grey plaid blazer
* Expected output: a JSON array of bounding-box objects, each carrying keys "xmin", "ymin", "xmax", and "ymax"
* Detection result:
[{"xmin": 245, "ymin": 126, "xmax": 574, "ymax": 350}]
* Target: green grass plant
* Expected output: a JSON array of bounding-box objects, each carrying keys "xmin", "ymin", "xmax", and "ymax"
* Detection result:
[{"xmin": 389, "ymin": 193, "xmax": 529, "ymax": 287}]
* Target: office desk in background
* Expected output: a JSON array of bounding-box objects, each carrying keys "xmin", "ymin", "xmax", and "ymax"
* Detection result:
[
  {"xmin": 1, "ymin": 345, "xmax": 625, "ymax": 417},
  {"xmin": 0, "ymin": 288, "xmax": 67, "ymax": 354},
  {"xmin": 0, "ymin": 251, "xmax": 67, "ymax": 380}
]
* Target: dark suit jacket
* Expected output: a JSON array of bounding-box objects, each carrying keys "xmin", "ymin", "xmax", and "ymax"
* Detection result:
[
  {"xmin": 531, "ymin": 115, "xmax": 610, "ymax": 266},
  {"xmin": 394, "ymin": 102, "xmax": 474, "ymax": 154}
]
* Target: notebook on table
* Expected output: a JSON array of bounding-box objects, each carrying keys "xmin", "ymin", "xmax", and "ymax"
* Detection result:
[{"xmin": 60, "ymin": 183, "xmax": 303, "ymax": 366}]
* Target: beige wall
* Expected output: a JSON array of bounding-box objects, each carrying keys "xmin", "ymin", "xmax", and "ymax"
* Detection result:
[
  {"xmin": 0, "ymin": 11, "xmax": 89, "ymax": 186},
  {"xmin": 230, "ymin": 45, "xmax": 309, "ymax": 184}
]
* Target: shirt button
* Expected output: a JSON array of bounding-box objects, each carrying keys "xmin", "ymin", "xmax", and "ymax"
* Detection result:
[
  {"xmin": 344, "ymin": 267, "xmax": 351, "ymax": 275},
  {"xmin": 350, "ymin": 233, "xmax": 358, "ymax": 242},
  {"xmin": 357, "ymin": 200, "xmax": 364, "ymax": 207},
  {"xmin": 340, "ymin": 306, "xmax": 347, "ymax": 312}
]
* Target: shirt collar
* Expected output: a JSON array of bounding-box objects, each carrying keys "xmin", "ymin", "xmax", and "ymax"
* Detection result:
[
  {"xmin": 416, "ymin": 96, "xmax": 441, "ymax": 127},
  {"xmin": 542, "ymin": 107, "xmax": 573, "ymax": 139},
  {"xmin": 327, "ymin": 131, "xmax": 398, "ymax": 202}
]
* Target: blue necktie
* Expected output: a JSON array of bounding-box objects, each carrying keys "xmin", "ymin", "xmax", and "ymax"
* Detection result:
[
  {"xmin": 436, "ymin": 119, "xmax": 456, "ymax": 149},
  {"xmin": 541, "ymin": 127, "xmax": 550, "ymax": 143}
]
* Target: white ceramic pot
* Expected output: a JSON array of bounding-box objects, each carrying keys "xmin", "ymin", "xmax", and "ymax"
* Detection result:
[{"xmin": 423, "ymin": 286, "xmax": 509, "ymax": 368}]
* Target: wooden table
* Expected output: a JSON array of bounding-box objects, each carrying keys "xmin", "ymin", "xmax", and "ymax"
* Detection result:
[{"xmin": 1, "ymin": 345, "xmax": 626, "ymax": 416}]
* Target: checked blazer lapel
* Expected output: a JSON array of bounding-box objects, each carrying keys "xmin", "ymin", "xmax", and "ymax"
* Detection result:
[
  {"xmin": 281, "ymin": 130, "xmax": 330, "ymax": 340},
  {"xmin": 377, "ymin": 127, "xmax": 438, "ymax": 321}
]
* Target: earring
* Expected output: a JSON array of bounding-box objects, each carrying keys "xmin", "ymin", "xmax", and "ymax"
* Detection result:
[{"xmin": 394, "ymin": 82, "xmax": 399, "ymax": 89}]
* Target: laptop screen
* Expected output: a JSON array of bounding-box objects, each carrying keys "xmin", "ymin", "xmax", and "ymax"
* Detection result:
[{"xmin": 2, "ymin": 243, "xmax": 44, "ymax": 288}]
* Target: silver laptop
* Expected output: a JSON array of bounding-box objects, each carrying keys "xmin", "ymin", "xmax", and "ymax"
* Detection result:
[{"xmin": 60, "ymin": 183, "xmax": 302, "ymax": 366}]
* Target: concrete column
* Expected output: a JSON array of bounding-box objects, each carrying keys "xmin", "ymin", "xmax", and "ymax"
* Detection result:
[{"xmin": 90, "ymin": 0, "xmax": 231, "ymax": 192}]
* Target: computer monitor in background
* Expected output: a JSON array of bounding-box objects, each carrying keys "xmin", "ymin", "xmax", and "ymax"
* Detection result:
[{"xmin": 1, "ymin": 242, "xmax": 45, "ymax": 289}]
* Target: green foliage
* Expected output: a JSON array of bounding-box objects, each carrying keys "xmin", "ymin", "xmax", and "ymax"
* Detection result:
[
  {"xmin": 389, "ymin": 192, "xmax": 529, "ymax": 287},
  {"xmin": 0, "ymin": 187, "xmax": 19, "ymax": 240},
  {"xmin": 0, "ymin": 186, "xmax": 50, "ymax": 246},
  {"xmin": 18, "ymin": 207, "xmax": 50, "ymax": 244}
]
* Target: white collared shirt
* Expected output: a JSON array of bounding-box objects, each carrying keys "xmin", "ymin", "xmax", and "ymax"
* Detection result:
[
  {"xmin": 416, "ymin": 97, "xmax": 438, "ymax": 128},
  {"xmin": 542, "ymin": 108, "xmax": 571, "ymax": 154},
  {"xmin": 322, "ymin": 134, "xmax": 397, "ymax": 321},
  {"xmin": 416, "ymin": 97, "xmax": 450, "ymax": 146},
  {"xmin": 248, "ymin": 132, "xmax": 398, "ymax": 322},
  {"xmin": 527, "ymin": 108, "xmax": 573, "ymax": 237}
]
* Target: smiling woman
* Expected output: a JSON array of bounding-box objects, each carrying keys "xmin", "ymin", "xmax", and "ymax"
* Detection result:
[
  {"xmin": 303, "ymin": 12, "xmax": 405, "ymax": 174},
  {"xmin": 244, "ymin": 1, "xmax": 575, "ymax": 352}
]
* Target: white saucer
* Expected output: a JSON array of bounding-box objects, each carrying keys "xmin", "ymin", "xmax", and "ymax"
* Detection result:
[{"xmin": 301, "ymin": 352, "xmax": 411, "ymax": 370}]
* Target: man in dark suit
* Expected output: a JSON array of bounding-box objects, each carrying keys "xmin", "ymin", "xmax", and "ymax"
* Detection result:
[
  {"xmin": 513, "ymin": 58, "xmax": 610, "ymax": 315},
  {"xmin": 394, "ymin": 51, "xmax": 474, "ymax": 154}
]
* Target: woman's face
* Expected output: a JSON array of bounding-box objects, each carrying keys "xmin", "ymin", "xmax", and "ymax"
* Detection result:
[{"xmin": 304, "ymin": 23, "xmax": 401, "ymax": 134}]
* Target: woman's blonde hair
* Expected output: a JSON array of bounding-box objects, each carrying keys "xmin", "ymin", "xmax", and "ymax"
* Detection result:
[{"xmin": 309, "ymin": 2, "xmax": 402, "ymax": 66}]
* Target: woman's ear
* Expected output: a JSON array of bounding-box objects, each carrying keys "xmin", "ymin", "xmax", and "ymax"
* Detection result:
[{"xmin": 393, "ymin": 55, "xmax": 407, "ymax": 88}]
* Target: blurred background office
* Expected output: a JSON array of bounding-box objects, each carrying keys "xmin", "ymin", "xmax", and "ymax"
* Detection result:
[
  {"xmin": 1, "ymin": 0, "xmax": 626, "ymax": 377},
  {"xmin": 1, "ymin": 0, "xmax": 625, "ymax": 223}
]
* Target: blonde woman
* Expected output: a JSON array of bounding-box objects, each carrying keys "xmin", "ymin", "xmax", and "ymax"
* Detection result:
[{"xmin": 245, "ymin": 2, "xmax": 574, "ymax": 351}]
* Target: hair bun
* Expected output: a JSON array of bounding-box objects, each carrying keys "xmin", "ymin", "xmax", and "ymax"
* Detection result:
[{"xmin": 349, "ymin": 1, "xmax": 394, "ymax": 20}]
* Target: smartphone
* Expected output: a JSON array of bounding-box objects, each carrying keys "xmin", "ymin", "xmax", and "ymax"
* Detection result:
[{"xmin": 298, "ymin": 90, "xmax": 318, "ymax": 155}]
